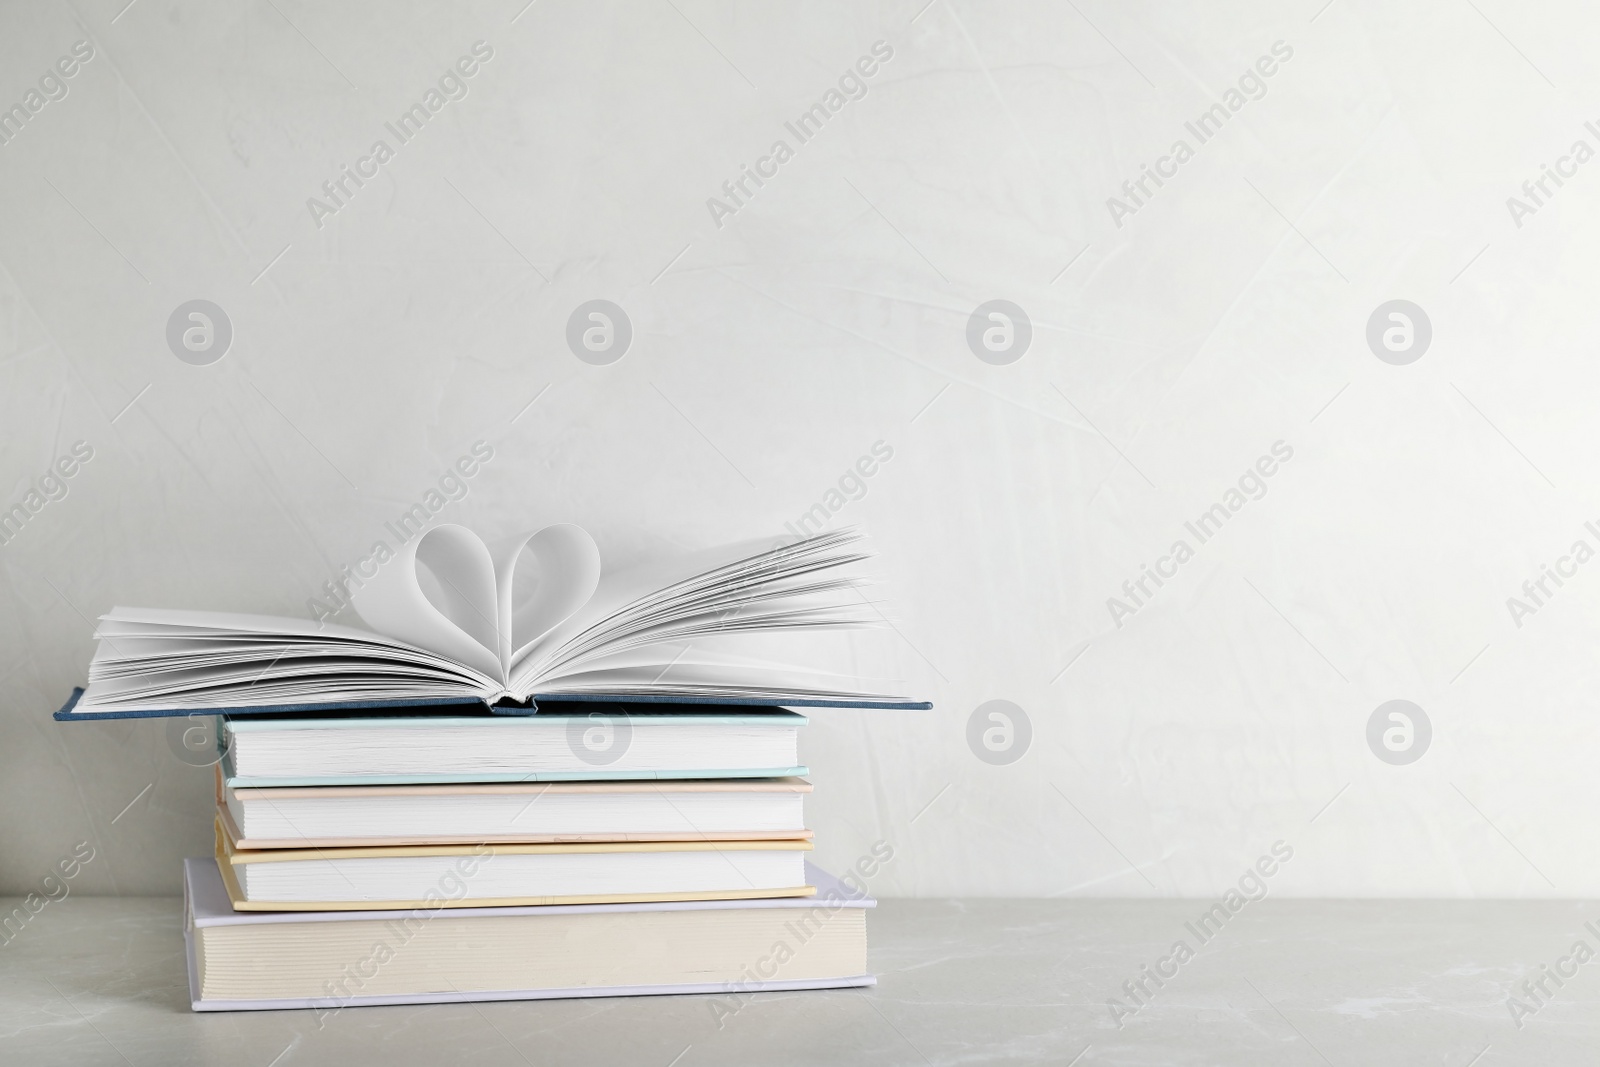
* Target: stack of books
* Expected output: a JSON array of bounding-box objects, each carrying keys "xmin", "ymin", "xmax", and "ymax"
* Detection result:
[
  {"xmin": 182, "ymin": 705, "xmax": 876, "ymax": 1010},
  {"xmin": 56, "ymin": 526, "xmax": 928, "ymax": 1011}
]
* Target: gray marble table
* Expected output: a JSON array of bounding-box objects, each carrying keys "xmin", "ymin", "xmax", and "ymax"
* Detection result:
[{"xmin": 1, "ymin": 895, "xmax": 1590, "ymax": 1065}]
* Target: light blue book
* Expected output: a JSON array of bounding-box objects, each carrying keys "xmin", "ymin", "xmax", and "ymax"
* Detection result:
[{"xmin": 220, "ymin": 709, "xmax": 811, "ymax": 788}]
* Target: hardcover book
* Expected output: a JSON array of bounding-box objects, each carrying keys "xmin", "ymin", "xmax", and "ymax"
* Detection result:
[
  {"xmin": 57, "ymin": 526, "xmax": 930, "ymax": 718},
  {"xmin": 184, "ymin": 857, "xmax": 875, "ymax": 1011},
  {"xmin": 218, "ymin": 769, "xmax": 814, "ymax": 848},
  {"xmin": 216, "ymin": 709, "xmax": 809, "ymax": 786},
  {"xmin": 214, "ymin": 818, "xmax": 816, "ymax": 910}
]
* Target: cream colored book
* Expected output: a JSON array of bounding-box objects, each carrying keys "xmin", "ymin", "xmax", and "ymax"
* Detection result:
[
  {"xmin": 185, "ymin": 858, "xmax": 874, "ymax": 1011},
  {"xmin": 215, "ymin": 819, "xmax": 816, "ymax": 911},
  {"xmin": 216, "ymin": 768, "xmax": 813, "ymax": 848}
]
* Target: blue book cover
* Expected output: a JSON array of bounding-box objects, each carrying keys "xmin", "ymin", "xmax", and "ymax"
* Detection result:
[{"xmin": 54, "ymin": 686, "xmax": 931, "ymax": 721}]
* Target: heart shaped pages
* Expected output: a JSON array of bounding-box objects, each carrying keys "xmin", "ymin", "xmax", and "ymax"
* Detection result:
[{"xmin": 350, "ymin": 524, "xmax": 601, "ymax": 685}]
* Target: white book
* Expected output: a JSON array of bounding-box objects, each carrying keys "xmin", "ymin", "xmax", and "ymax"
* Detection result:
[
  {"xmin": 220, "ymin": 774, "xmax": 812, "ymax": 847},
  {"xmin": 184, "ymin": 858, "xmax": 875, "ymax": 1011},
  {"xmin": 63, "ymin": 526, "xmax": 925, "ymax": 716}
]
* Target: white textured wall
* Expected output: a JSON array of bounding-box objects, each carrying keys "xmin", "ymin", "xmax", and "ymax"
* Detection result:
[{"xmin": 2, "ymin": 0, "xmax": 1594, "ymax": 898}]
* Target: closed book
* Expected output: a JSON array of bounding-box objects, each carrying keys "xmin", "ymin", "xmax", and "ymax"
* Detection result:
[
  {"xmin": 214, "ymin": 819, "xmax": 815, "ymax": 911},
  {"xmin": 219, "ymin": 710, "xmax": 808, "ymax": 787},
  {"xmin": 184, "ymin": 857, "xmax": 874, "ymax": 1011},
  {"xmin": 217, "ymin": 768, "xmax": 812, "ymax": 848}
]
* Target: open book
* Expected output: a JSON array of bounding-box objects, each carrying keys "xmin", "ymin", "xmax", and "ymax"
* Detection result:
[{"xmin": 57, "ymin": 526, "xmax": 928, "ymax": 719}]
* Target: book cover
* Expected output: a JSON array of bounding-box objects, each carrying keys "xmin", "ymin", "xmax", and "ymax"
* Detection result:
[
  {"xmin": 220, "ymin": 771, "xmax": 815, "ymax": 848},
  {"xmin": 214, "ymin": 818, "xmax": 817, "ymax": 911},
  {"xmin": 216, "ymin": 709, "xmax": 812, "ymax": 787},
  {"xmin": 184, "ymin": 857, "xmax": 876, "ymax": 1011}
]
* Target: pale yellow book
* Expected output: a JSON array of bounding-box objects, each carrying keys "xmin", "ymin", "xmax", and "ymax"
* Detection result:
[
  {"xmin": 214, "ymin": 764, "xmax": 813, "ymax": 848},
  {"xmin": 214, "ymin": 818, "xmax": 816, "ymax": 911}
]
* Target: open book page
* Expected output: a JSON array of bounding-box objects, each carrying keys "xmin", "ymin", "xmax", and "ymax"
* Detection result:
[
  {"xmin": 509, "ymin": 535, "xmax": 782, "ymax": 675},
  {"xmin": 498, "ymin": 525, "xmax": 603, "ymax": 668},
  {"xmin": 78, "ymin": 608, "xmax": 499, "ymax": 711},
  {"xmin": 529, "ymin": 666, "xmax": 898, "ymax": 702},
  {"xmin": 348, "ymin": 523, "xmax": 601, "ymax": 685},
  {"xmin": 509, "ymin": 530, "xmax": 877, "ymax": 694},
  {"xmin": 69, "ymin": 527, "xmax": 915, "ymax": 714},
  {"xmin": 385, "ymin": 525, "xmax": 503, "ymax": 678},
  {"xmin": 523, "ymin": 632, "xmax": 908, "ymax": 703},
  {"xmin": 98, "ymin": 607, "xmax": 392, "ymax": 641}
]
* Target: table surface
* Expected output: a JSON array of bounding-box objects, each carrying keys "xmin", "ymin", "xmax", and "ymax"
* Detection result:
[{"xmin": 1, "ymin": 894, "xmax": 1590, "ymax": 1065}]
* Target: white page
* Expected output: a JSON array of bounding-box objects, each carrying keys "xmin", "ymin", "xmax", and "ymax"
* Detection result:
[
  {"xmin": 510, "ymin": 532, "xmax": 866, "ymax": 691},
  {"xmin": 75, "ymin": 527, "xmax": 907, "ymax": 712},
  {"xmin": 350, "ymin": 525, "xmax": 505, "ymax": 681},
  {"xmin": 494, "ymin": 524, "xmax": 602, "ymax": 667}
]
